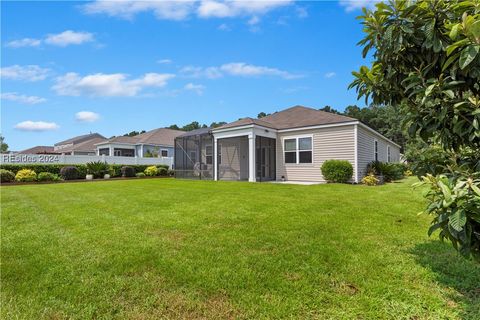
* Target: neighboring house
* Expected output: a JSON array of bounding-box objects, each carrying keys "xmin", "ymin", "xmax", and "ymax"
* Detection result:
[
  {"xmin": 174, "ymin": 105, "xmax": 401, "ymax": 183},
  {"xmin": 17, "ymin": 146, "xmax": 59, "ymax": 154},
  {"xmin": 54, "ymin": 133, "xmax": 107, "ymax": 155},
  {"xmin": 95, "ymin": 128, "xmax": 184, "ymax": 158}
]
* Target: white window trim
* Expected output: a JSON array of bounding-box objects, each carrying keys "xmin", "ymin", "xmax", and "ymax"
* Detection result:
[
  {"xmin": 374, "ymin": 139, "xmax": 379, "ymax": 162},
  {"xmin": 282, "ymin": 134, "xmax": 313, "ymax": 165}
]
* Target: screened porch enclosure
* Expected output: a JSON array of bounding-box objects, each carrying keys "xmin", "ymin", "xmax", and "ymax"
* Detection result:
[{"xmin": 174, "ymin": 129, "xmax": 214, "ymax": 180}]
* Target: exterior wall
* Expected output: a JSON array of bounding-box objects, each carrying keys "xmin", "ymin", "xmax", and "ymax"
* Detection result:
[
  {"xmin": 276, "ymin": 125, "xmax": 355, "ymax": 182},
  {"xmin": 218, "ymin": 136, "xmax": 249, "ymax": 181},
  {"xmin": 357, "ymin": 125, "xmax": 401, "ymax": 178}
]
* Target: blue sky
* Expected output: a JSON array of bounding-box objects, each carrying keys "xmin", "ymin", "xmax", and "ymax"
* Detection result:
[{"xmin": 1, "ymin": 0, "xmax": 374, "ymax": 151}]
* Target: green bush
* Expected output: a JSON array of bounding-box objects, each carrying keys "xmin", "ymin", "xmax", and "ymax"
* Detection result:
[
  {"xmin": 321, "ymin": 160, "xmax": 353, "ymax": 183},
  {"xmin": 366, "ymin": 161, "xmax": 405, "ymax": 182},
  {"xmin": 361, "ymin": 173, "xmax": 379, "ymax": 186},
  {"xmin": 37, "ymin": 172, "xmax": 61, "ymax": 182},
  {"xmin": 60, "ymin": 166, "xmax": 80, "ymax": 180},
  {"xmin": 144, "ymin": 166, "xmax": 159, "ymax": 176},
  {"xmin": 136, "ymin": 172, "xmax": 146, "ymax": 178},
  {"xmin": 15, "ymin": 169, "xmax": 37, "ymax": 182},
  {"xmin": 121, "ymin": 166, "xmax": 136, "ymax": 177},
  {"xmin": 86, "ymin": 161, "xmax": 109, "ymax": 179},
  {"xmin": 167, "ymin": 169, "xmax": 175, "ymax": 177},
  {"xmin": 0, "ymin": 169, "xmax": 15, "ymax": 183},
  {"xmin": 158, "ymin": 167, "xmax": 168, "ymax": 176}
]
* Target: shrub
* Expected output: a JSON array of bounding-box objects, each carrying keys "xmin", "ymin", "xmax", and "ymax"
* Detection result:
[
  {"xmin": 144, "ymin": 166, "xmax": 159, "ymax": 176},
  {"xmin": 321, "ymin": 160, "xmax": 353, "ymax": 183},
  {"xmin": 158, "ymin": 164, "xmax": 169, "ymax": 170},
  {"xmin": 167, "ymin": 169, "xmax": 175, "ymax": 177},
  {"xmin": 86, "ymin": 161, "xmax": 109, "ymax": 179},
  {"xmin": 37, "ymin": 172, "xmax": 60, "ymax": 182},
  {"xmin": 366, "ymin": 161, "xmax": 405, "ymax": 182},
  {"xmin": 136, "ymin": 172, "xmax": 146, "ymax": 178},
  {"xmin": 60, "ymin": 166, "xmax": 79, "ymax": 180},
  {"xmin": 121, "ymin": 166, "xmax": 136, "ymax": 177},
  {"xmin": 158, "ymin": 167, "xmax": 168, "ymax": 176},
  {"xmin": 15, "ymin": 169, "xmax": 37, "ymax": 182},
  {"xmin": 0, "ymin": 169, "xmax": 15, "ymax": 183},
  {"xmin": 405, "ymin": 169, "xmax": 413, "ymax": 177},
  {"xmin": 361, "ymin": 173, "xmax": 379, "ymax": 186}
]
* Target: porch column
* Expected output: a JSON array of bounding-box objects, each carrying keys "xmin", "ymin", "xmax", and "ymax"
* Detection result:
[
  {"xmin": 248, "ymin": 133, "xmax": 256, "ymax": 182},
  {"xmin": 214, "ymin": 137, "xmax": 218, "ymax": 181}
]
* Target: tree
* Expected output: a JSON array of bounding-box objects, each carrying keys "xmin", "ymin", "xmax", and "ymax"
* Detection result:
[
  {"xmin": 210, "ymin": 121, "xmax": 227, "ymax": 128},
  {"xmin": 257, "ymin": 112, "xmax": 270, "ymax": 118},
  {"xmin": 168, "ymin": 124, "xmax": 180, "ymax": 130},
  {"xmin": 350, "ymin": 0, "xmax": 480, "ymax": 261},
  {"xmin": 319, "ymin": 105, "xmax": 341, "ymax": 114},
  {"xmin": 123, "ymin": 130, "xmax": 146, "ymax": 137},
  {"xmin": 0, "ymin": 135, "xmax": 8, "ymax": 153}
]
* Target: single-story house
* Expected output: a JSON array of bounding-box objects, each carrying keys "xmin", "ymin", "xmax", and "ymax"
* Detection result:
[
  {"xmin": 174, "ymin": 105, "xmax": 401, "ymax": 183},
  {"xmin": 54, "ymin": 133, "xmax": 107, "ymax": 155},
  {"xmin": 95, "ymin": 128, "xmax": 185, "ymax": 158}
]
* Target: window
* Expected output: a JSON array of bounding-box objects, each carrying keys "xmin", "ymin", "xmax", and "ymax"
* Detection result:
[
  {"xmin": 284, "ymin": 136, "xmax": 313, "ymax": 164},
  {"xmin": 99, "ymin": 148, "xmax": 109, "ymax": 156},
  {"xmin": 205, "ymin": 145, "xmax": 213, "ymax": 165},
  {"xmin": 374, "ymin": 140, "xmax": 379, "ymax": 161},
  {"xmin": 189, "ymin": 151, "xmax": 197, "ymax": 164},
  {"xmin": 387, "ymin": 145, "xmax": 391, "ymax": 162},
  {"xmin": 161, "ymin": 149, "xmax": 168, "ymax": 157}
]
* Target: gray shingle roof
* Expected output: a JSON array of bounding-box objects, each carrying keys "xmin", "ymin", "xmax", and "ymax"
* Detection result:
[
  {"xmin": 100, "ymin": 128, "xmax": 185, "ymax": 147},
  {"xmin": 215, "ymin": 106, "xmax": 357, "ymax": 131},
  {"xmin": 55, "ymin": 133, "xmax": 106, "ymax": 146}
]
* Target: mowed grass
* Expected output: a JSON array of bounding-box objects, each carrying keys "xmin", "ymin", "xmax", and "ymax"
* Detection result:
[{"xmin": 1, "ymin": 178, "xmax": 479, "ymax": 319}]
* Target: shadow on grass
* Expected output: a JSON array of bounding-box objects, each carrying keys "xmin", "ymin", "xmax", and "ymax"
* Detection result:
[{"xmin": 410, "ymin": 241, "xmax": 480, "ymax": 319}]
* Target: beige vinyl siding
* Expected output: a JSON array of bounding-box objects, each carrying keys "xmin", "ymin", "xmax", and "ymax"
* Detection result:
[
  {"xmin": 357, "ymin": 126, "xmax": 401, "ymax": 178},
  {"xmin": 276, "ymin": 125, "xmax": 355, "ymax": 182}
]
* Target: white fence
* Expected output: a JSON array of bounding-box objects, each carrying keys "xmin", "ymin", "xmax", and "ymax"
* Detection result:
[{"xmin": 0, "ymin": 154, "xmax": 173, "ymax": 167}]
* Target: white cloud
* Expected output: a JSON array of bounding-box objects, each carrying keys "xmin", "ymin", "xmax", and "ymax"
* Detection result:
[
  {"xmin": 184, "ymin": 83, "xmax": 205, "ymax": 95},
  {"xmin": 83, "ymin": 0, "xmax": 195, "ymax": 20},
  {"xmin": 75, "ymin": 111, "xmax": 100, "ymax": 122},
  {"xmin": 15, "ymin": 121, "xmax": 59, "ymax": 131},
  {"xmin": 247, "ymin": 16, "xmax": 260, "ymax": 25},
  {"xmin": 181, "ymin": 62, "xmax": 302, "ymax": 80},
  {"xmin": 198, "ymin": 0, "xmax": 292, "ymax": 18},
  {"xmin": 339, "ymin": 0, "xmax": 379, "ymax": 12},
  {"xmin": 0, "ymin": 65, "xmax": 49, "ymax": 81},
  {"xmin": 324, "ymin": 72, "xmax": 336, "ymax": 78},
  {"xmin": 220, "ymin": 62, "xmax": 301, "ymax": 79},
  {"xmin": 157, "ymin": 59, "xmax": 172, "ymax": 64},
  {"xmin": 296, "ymin": 6, "xmax": 308, "ymax": 18},
  {"xmin": 1, "ymin": 92, "xmax": 47, "ymax": 105},
  {"xmin": 45, "ymin": 30, "xmax": 94, "ymax": 47},
  {"xmin": 82, "ymin": 0, "xmax": 292, "ymax": 21},
  {"xmin": 5, "ymin": 38, "xmax": 41, "ymax": 48},
  {"xmin": 52, "ymin": 72, "xmax": 175, "ymax": 97}
]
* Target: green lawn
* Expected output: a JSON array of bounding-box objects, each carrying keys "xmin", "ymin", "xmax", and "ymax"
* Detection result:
[{"xmin": 1, "ymin": 178, "xmax": 479, "ymax": 319}]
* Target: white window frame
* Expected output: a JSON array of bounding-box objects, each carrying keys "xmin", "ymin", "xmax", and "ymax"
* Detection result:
[
  {"xmin": 282, "ymin": 134, "xmax": 313, "ymax": 165},
  {"xmin": 387, "ymin": 145, "xmax": 391, "ymax": 162},
  {"xmin": 160, "ymin": 149, "xmax": 168, "ymax": 157},
  {"xmin": 374, "ymin": 139, "xmax": 379, "ymax": 162}
]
